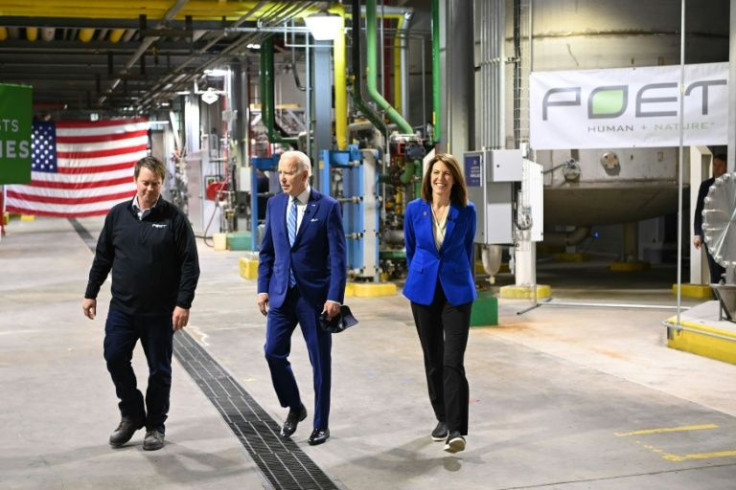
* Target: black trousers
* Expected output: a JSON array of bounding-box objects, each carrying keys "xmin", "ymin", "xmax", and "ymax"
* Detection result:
[
  {"xmin": 410, "ymin": 283, "xmax": 472, "ymax": 435},
  {"xmin": 104, "ymin": 308, "xmax": 173, "ymax": 432},
  {"xmin": 705, "ymin": 247, "xmax": 726, "ymax": 284}
]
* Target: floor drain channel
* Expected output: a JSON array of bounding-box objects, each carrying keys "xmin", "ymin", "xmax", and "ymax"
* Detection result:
[
  {"xmin": 73, "ymin": 220, "xmax": 339, "ymax": 490},
  {"xmin": 69, "ymin": 218, "xmax": 98, "ymax": 250},
  {"xmin": 173, "ymin": 331, "xmax": 340, "ymax": 490}
]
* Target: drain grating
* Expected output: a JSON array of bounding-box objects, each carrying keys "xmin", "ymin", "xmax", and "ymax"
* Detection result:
[
  {"xmin": 174, "ymin": 331, "xmax": 340, "ymax": 490},
  {"xmin": 69, "ymin": 218, "xmax": 98, "ymax": 250},
  {"xmin": 73, "ymin": 219, "xmax": 339, "ymax": 490}
]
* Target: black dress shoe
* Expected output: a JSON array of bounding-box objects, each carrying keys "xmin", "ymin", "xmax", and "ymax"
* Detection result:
[
  {"xmin": 431, "ymin": 421, "xmax": 448, "ymax": 441},
  {"xmin": 308, "ymin": 428, "xmax": 330, "ymax": 446},
  {"xmin": 109, "ymin": 417, "xmax": 144, "ymax": 447},
  {"xmin": 281, "ymin": 404, "xmax": 307, "ymax": 438}
]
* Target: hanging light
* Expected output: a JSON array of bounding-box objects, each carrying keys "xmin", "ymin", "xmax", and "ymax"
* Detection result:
[{"xmin": 304, "ymin": 11, "xmax": 342, "ymax": 41}]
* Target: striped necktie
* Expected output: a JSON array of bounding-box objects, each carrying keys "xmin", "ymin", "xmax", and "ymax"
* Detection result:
[
  {"xmin": 288, "ymin": 198, "xmax": 298, "ymax": 286},
  {"xmin": 288, "ymin": 197, "xmax": 298, "ymax": 246}
]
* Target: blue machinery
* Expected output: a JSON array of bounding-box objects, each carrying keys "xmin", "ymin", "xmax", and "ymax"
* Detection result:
[
  {"xmin": 320, "ymin": 146, "xmax": 380, "ymax": 281},
  {"xmin": 249, "ymin": 148, "xmax": 381, "ymax": 282}
]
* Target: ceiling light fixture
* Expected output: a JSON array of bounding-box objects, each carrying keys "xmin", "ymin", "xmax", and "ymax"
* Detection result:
[{"xmin": 304, "ymin": 11, "xmax": 342, "ymax": 41}]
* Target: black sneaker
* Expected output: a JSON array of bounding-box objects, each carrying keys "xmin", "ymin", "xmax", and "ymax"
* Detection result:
[
  {"xmin": 431, "ymin": 422, "xmax": 448, "ymax": 441},
  {"xmin": 143, "ymin": 429, "xmax": 165, "ymax": 451},
  {"xmin": 109, "ymin": 417, "xmax": 144, "ymax": 448},
  {"xmin": 444, "ymin": 431, "xmax": 466, "ymax": 453}
]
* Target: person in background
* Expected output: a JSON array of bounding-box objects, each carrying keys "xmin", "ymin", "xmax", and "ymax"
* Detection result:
[
  {"xmin": 403, "ymin": 153, "xmax": 477, "ymax": 453},
  {"xmin": 82, "ymin": 156, "xmax": 200, "ymax": 451},
  {"xmin": 256, "ymin": 150, "xmax": 347, "ymax": 446},
  {"xmin": 693, "ymin": 153, "xmax": 727, "ymax": 284}
]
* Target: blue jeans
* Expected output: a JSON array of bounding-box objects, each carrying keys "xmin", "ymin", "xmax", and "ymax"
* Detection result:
[{"xmin": 104, "ymin": 308, "xmax": 173, "ymax": 432}]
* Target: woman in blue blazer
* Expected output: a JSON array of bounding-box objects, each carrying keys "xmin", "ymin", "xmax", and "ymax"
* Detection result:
[{"xmin": 403, "ymin": 153, "xmax": 477, "ymax": 454}]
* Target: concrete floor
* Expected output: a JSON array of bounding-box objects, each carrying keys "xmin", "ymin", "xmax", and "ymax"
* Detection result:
[{"xmin": 2, "ymin": 216, "xmax": 736, "ymax": 489}]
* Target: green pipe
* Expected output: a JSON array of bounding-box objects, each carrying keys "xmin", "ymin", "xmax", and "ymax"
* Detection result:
[
  {"xmin": 432, "ymin": 0, "xmax": 440, "ymax": 144},
  {"xmin": 260, "ymin": 37, "xmax": 298, "ymax": 147},
  {"xmin": 365, "ymin": 0, "xmax": 413, "ymax": 135},
  {"xmin": 351, "ymin": 0, "xmax": 387, "ymax": 135},
  {"xmin": 399, "ymin": 158, "xmax": 415, "ymax": 184},
  {"xmin": 413, "ymin": 158, "xmax": 422, "ymax": 197}
]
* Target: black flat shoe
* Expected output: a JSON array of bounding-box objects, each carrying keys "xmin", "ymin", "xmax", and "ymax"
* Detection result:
[
  {"xmin": 431, "ymin": 421, "xmax": 448, "ymax": 441},
  {"xmin": 281, "ymin": 404, "xmax": 307, "ymax": 438},
  {"xmin": 308, "ymin": 428, "xmax": 330, "ymax": 446}
]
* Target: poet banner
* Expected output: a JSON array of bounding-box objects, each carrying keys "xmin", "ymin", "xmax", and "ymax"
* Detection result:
[
  {"xmin": 530, "ymin": 62, "xmax": 728, "ymax": 149},
  {"xmin": 0, "ymin": 84, "xmax": 32, "ymax": 184}
]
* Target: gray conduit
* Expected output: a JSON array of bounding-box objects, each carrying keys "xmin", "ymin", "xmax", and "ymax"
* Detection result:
[{"xmin": 517, "ymin": 299, "xmax": 690, "ymax": 316}]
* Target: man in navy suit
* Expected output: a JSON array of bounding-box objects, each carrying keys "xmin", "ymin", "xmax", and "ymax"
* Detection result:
[{"xmin": 257, "ymin": 150, "xmax": 347, "ymax": 446}]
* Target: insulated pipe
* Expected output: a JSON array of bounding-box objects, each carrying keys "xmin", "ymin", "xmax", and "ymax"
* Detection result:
[
  {"xmin": 398, "ymin": 11, "xmax": 412, "ymax": 121},
  {"xmin": 366, "ymin": 0, "xmax": 413, "ymax": 134},
  {"xmin": 393, "ymin": 14, "xmax": 404, "ymax": 115},
  {"xmin": 431, "ymin": 0, "xmax": 440, "ymax": 143},
  {"xmin": 351, "ymin": 0, "xmax": 388, "ymax": 135},
  {"xmin": 329, "ymin": 4, "xmax": 348, "ymax": 150},
  {"xmin": 392, "ymin": 10, "xmax": 413, "ymax": 120}
]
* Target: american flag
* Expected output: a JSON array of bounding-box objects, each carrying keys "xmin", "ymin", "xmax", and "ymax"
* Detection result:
[{"xmin": 5, "ymin": 118, "xmax": 149, "ymax": 218}]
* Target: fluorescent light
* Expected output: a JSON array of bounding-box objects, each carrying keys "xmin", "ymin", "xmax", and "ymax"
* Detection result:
[
  {"xmin": 204, "ymin": 68, "xmax": 229, "ymax": 77},
  {"xmin": 304, "ymin": 13, "xmax": 342, "ymax": 41}
]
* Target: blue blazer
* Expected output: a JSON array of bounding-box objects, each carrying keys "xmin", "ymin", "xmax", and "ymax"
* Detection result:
[
  {"xmin": 403, "ymin": 198, "xmax": 477, "ymax": 306},
  {"xmin": 258, "ymin": 188, "xmax": 347, "ymax": 310}
]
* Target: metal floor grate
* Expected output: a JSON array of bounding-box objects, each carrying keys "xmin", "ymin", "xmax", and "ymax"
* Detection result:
[
  {"xmin": 69, "ymin": 218, "xmax": 98, "ymax": 250},
  {"xmin": 174, "ymin": 330, "xmax": 340, "ymax": 490},
  {"xmin": 73, "ymin": 219, "xmax": 339, "ymax": 490}
]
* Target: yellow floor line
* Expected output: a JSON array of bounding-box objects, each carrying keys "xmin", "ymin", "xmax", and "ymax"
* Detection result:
[
  {"xmin": 615, "ymin": 423, "xmax": 718, "ymax": 437},
  {"xmin": 664, "ymin": 450, "xmax": 736, "ymax": 462}
]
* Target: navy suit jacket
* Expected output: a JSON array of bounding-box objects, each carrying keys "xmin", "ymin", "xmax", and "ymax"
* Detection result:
[
  {"xmin": 258, "ymin": 188, "xmax": 347, "ymax": 310},
  {"xmin": 403, "ymin": 198, "xmax": 477, "ymax": 306},
  {"xmin": 693, "ymin": 177, "xmax": 714, "ymax": 239}
]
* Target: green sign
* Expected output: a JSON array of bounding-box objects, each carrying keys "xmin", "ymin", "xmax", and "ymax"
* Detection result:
[{"xmin": 0, "ymin": 84, "xmax": 32, "ymax": 184}]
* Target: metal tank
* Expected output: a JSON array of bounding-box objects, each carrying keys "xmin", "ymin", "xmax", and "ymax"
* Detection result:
[{"xmin": 516, "ymin": 0, "xmax": 730, "ymax": 227}]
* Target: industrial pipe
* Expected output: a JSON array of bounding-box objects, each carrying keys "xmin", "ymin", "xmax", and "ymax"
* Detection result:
[
  {"xmin": 329, "ymin": 4, "xmax": 348, "ymax": 150},
  {"xmin": 431, "ymin": 0, "xmax": 440, "ymax": 143},
  {"xmin": 260, "ymin": 36, "xmax": 298, "ymax": 147},
  {"xmin": 351, "ymin": 0, "xmax": 388, "ymax": 135},
  {"xmin": 365, "ymin": 0, "xmax": 413, "ymax": 134}
]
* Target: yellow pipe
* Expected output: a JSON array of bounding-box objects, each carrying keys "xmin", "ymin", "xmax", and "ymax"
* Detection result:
[
  {"xmin": 79, "ymin": 28, "xmax": 95, "ymax": 42},
  {"xmin": 0, "ymin": 1, "xmax": 312, "ymax": 20},
  {"xmin": 393, "ymin": 15, "xmax": 403, "ymax": 115},
  {"xmin": 26, "ymin": 27, "xmax": 38, "ymax": 42},
  {"xmin": 0, "ymin": 2, "xmax": 409, "ymax": 22},
  {"xmin": 329, "ymin": 5, "xmax": 348, "ymax": 150},
  {"xmin": 109, "ymin": 28, "xmax": 125, "ymax": 43},
  {"xmin": 0, "ymin": 28, "xmax": 7, "ymax": 42}
]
